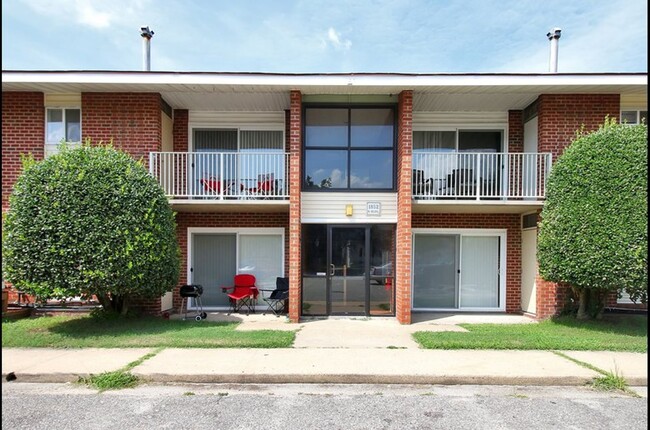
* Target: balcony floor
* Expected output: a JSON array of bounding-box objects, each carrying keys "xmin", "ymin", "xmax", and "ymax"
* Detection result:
[{"xmin": 412, "ymin": 199, "xmax": 543, "ymax": 214}]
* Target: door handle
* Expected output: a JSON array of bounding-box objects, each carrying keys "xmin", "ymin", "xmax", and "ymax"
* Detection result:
[{"xmin": 330, "ymin": 264, "xmax": 335, "ymax": 276}]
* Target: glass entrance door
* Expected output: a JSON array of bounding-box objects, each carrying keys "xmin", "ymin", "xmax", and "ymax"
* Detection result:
[
  {"xmin": 330, "ymin": 227, "xmax": 367, "ymax": 315},
  {"xmin": 302, "ymin": 224, "xmax": 395, "ymax": 316}
]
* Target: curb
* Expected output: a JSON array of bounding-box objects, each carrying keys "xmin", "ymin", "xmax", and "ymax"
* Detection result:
[{"xmin": 4, "ymin": 372, "xmax": 645, "ymax": 386}]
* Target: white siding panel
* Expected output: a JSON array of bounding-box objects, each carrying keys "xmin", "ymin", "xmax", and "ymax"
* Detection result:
[
  {"xmin": 521, "ymin": 228, "xmax": 537, "ymax": 314},
  {"xmin": 620, "ymin": 94, "xmax": 647, "ymax": 110},
  {"xmin": 189, "ymin": 111, "xmax": 285, "ymax": 129},
  {"xmin": 44, "ymin": 93, "xmax": 81, "ymax": 107},
  {"xmin": 301, "ymin": 193, "xmax": 397, "ymax": 223},
  {"xmin": 413, "ymin": 111, "xmax": 508, "ymax": 128}
]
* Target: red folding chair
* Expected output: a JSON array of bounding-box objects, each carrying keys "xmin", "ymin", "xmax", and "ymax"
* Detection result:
[
  {"xmin": 248, "ymin": 173, "xmax": 275, "ymax": 198},
  {"xmin": 221, "ymin": 274, "xmax": 259, "ymax": 315},
  {"xmin": 200, "ymin": 177, "xmax": 226, "ymax": 195},
  {"xmin": 200, "ymin": 177, "xmax": 244, "ymax": 197}
]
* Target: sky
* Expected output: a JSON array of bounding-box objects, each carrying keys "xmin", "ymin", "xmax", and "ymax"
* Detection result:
[{"xmin": 2, "ymin": 0, "xmax": 648, "ymax": 74}]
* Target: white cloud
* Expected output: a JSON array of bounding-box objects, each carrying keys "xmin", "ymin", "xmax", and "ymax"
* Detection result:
[
  {"xmin": 326, "ymin": 27, "xmax": 352, "ymax": 50},
  {"xmin": 77, "ymin": 2, "xmax": 112, "ymax": 28},
  {"xmin": 19, "ymin": 0, "xmax": 150, "ymax": 30}
]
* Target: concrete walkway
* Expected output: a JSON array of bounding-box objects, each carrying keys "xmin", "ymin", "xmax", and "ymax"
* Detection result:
[{"xmin": 2, "ymin": 314, "xmax": 647, "ymax": 387}]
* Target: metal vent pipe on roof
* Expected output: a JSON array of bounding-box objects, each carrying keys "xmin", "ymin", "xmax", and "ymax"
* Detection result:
[
  {"xmin": 547, "ymin": 27, "xmax": 561, "ymax": 73},
  {"xmin": 140, "ymin": 26, "xmax": 154, "ymax": 71}
]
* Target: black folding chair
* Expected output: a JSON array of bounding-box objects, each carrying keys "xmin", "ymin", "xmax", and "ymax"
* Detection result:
[{"xmin": 260, "ymin": 277, "xmax": 289, "ymax": 316}]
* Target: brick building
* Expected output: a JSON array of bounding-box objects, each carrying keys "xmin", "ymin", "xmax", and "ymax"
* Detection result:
[{"xmin": 2, "ymin": 71, "xmax": 647, "ymax": 322}]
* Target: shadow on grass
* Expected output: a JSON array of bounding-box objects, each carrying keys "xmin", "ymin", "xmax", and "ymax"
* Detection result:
[
  {"xmin": 46, "ymin": 315, "xmax": 237, "ymax": 339},
  {"xmin": 3, "ymin": 314, "xmax": 295, "ymax": 348},
  {"xmin": 549, "ymin": 314, "xmax": 647, "ymax": 337}
]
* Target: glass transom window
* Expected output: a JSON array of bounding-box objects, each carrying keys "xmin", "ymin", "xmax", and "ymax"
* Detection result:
[{"xmin": 304, "ymin": 107, "xmax": 395, "ymax": 190}]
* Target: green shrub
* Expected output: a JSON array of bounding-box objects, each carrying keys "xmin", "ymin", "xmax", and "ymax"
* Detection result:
[
  {"xmin": 538, "ymin": 119, "xmax": 647, "ymax": 318},
  {"xmin": 2, "ymin": 142, "xmax": 180, "ymax": 315}
]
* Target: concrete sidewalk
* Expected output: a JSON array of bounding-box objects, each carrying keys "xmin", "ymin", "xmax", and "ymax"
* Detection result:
[{"xmin": 1, "ymin": 314, "xmax": 647, "ymax": 386}]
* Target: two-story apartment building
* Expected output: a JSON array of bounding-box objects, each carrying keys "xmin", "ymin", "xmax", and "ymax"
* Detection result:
[{"xmin": 2, "ymin": 71, "xmax": 647, "ymax": 323}]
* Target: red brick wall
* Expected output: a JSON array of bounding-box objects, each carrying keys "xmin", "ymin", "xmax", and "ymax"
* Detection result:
[
  {"xmin": 537, "ymin": 94, "xmax": 620, "ymax": 161},
  {"xmin": 81, "ymin": 93, "xmax": 162, "ymax": 166},
  {"xmin": 2, "ymin": 92, "xmax": 45, "ymax": 213},
  {"xmin": 412, "ymin": 213, "xmax": 522, "ymax": 313},
  {"xmin": 288, "ymin": 91, "xmax": 302, "ymax": 322},
  {"xmin": 396, "ymin": 91, "xmax": 414, "ymax": 324},
  {"xmin": 535, "ymin": 93, "xmax": 621, "ymax": 318}
]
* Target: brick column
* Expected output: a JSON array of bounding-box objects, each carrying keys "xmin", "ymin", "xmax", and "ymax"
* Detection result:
[
  {"xmin": 288, "ymin": 91, "xmax": 302, "ymax": 323},
  {"xmin": 508, "ymin": 110, "xmax": 523, "ymax": 153},
  {"xmin": 396, "ymin": 90, "xmax": 413, "ymax": 324},
  {"xmin": 173, "ymin": 109, "xmax": 189, "ymax": 152}
]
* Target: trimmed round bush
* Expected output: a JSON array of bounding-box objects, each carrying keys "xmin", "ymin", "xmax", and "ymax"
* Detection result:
[
  {"xmin": 537, "ymin": 119, "xmax": 647, "ymax": 318},
  {"xmin": 2, "ymin": 144, "xmax": 180, "ymax": 315}
]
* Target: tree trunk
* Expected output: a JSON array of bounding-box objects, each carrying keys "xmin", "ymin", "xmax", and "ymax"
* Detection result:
[
  {"xmin": 96, "ymin": 294, "xmax": 113, "ymax": 312},
  {"xmin": 576, "ymin": 288, "xmax": 589, "ymax": 319},
  {"xmin": 120, "ymin": 296, "xmax": 130, "ymax": 316}
]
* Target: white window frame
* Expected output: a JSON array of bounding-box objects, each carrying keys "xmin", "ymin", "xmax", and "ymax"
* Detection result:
[
  {"xmin": 45, "ymin": 107, "xmax": 82, "ymax": 157},
  {"xmin": 187, "ymin": 227, "xmax": 285, "ymax": 310},
  {"xmin": 411, "ymin": 228, "xmax": 507, "ymax": 312}
]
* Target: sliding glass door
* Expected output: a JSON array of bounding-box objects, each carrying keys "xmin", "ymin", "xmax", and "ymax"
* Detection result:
[
  {"xmin": 413, "ymin": 232, "xmax": 503, "ymax": 311},
  {"xmin": 190, "ymin": 229, "xmax": 284, "ymax": 309}
]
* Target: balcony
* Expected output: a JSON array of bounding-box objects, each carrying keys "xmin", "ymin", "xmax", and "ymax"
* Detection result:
[
  {"xmin": 411, "ymin": 152, "xmax": 552, "ymax": 213},
  {"xmin": 149, "ymin": 152, "xmax": 290, "ymax": 212}
]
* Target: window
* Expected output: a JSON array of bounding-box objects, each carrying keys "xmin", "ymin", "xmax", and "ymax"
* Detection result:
[
  {"xmin": 191, "ymin": 128, "xmax": 285, "ymax": 195},
  {"xmin": 413, "ymin": 129, "xmax": 504, "ymax": 197},
  {"xmin": 621, "ymin": 110, "xmax": 647, "ymax": 125},
  {"xmin": 45, "ymin": 108, "xmax": 81, "ymax": 156},
  {"xmin": 522, "ymin": 213, "xmax": 538, "ymax": 230},
  {"xmin": 303, "ymin": 107, "xmax": 395, "ymax": 191}
]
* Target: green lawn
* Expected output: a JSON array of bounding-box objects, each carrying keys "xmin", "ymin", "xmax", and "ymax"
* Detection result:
[
  {"xmin": 1, "ymin": 315, "xmax": 295, "ymax": 348},
  {"xmin": 413, "ymin": 315, "xmax": 647, "ymax": 352}
]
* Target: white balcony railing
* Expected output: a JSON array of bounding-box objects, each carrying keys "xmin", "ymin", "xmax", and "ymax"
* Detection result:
[
  {"xmin": 412, "ymin": 152, "xmax": 552, "ymax": 200},
  {"xmin": 149, "ymin": 152, "xmax": 290, "ymax": 200}
]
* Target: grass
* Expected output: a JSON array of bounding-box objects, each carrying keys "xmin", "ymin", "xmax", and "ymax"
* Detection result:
[
  {"xmin": 77, "ymin": 347, "xmax": 164, "ymax": 391},
  {"xmin": 2, "ymin": 314, "xmax": 295, "ymax": 348},
  {"xmin": 412, "ymin": 315, "xmax": 647, "ymax": 352},
  {"xmin": 553, "ymin": 351, "xmax": 638, "ymax": 396}
]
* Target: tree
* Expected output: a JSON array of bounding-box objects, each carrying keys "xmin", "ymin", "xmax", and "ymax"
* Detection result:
[
  {"xmin": 2, "ymin": 142, "xmax": 180, "ymax": 315},
  {"xmin": 537, "ymin": 118, "xmax": 647, "ymax": 319}
]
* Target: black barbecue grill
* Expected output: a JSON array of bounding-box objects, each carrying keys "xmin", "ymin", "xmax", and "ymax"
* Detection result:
[{"xmin": 179, "ymin": 284, "xmax": 208, "ymax": 321}]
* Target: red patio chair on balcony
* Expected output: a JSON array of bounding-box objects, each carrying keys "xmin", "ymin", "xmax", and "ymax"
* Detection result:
[
  {"xmin": 200, "ymin": 177, "xmax": 244, "ymax": 197},
  {"xmin": 247, "ymin": 173, "xmax": 275, "ymax": 198},
  {"xmin": 221, "ymin": 274, "xmax": 259, "ymax": 315}
]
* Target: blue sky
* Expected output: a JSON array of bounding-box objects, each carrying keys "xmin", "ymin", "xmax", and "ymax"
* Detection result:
[{"xmin": 2, "ymin": 0, "xmax": 647, "ymax": 73}]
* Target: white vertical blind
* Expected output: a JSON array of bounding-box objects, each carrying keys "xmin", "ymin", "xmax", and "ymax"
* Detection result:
[
  {"xmin": 460, "ymin": 236, "xmax": 499, "ymax": 308},
  {"xmin": 239, "ymin": 234, "xmax": 283, "ymax": 291}
]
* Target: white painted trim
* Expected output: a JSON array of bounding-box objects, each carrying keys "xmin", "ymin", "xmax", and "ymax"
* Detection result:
[
  {"xmin": 412, "ymin": 228, "xmax": 507, "ymax": 235},
  {"xmin": 411, "ymin": 228, "xmax": 507, "ymax": 312},
  {"xmin": 186, "ymin": 227, "xmax": 285, "ymax": 310},
  {"xmin": 300, "ymin": 218, "xmax": 398, "ymax": 224},
  {"xmin": 4, "ymin": 71, "xmax": 646, "ymax": 87}
]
